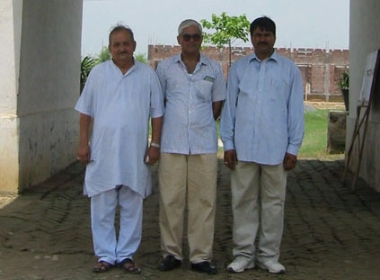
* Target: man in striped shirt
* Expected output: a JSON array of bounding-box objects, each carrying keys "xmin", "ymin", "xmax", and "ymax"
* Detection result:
[
  {"xmin": 156, "ymin": 19, "xmax": 226, "ymax": 275},
  {"xmin": 220, "ymin": 16, "xmax": 304, "ymax": 275}
]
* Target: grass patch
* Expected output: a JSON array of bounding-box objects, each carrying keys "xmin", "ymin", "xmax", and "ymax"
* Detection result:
[{"xmin": 298, "ymin": 109, "xmax": 329, "ymax": 158}]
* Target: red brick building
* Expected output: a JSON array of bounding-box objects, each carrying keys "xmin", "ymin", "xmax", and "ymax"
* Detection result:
[{"xmin": 148, "ymin": 45, "xmax": 349, "ymax": 101}]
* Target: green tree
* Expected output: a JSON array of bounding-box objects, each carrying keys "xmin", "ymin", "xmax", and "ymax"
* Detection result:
[
  {"xmin": 80, "ymin": 55, "xmax": 97, "ymax": 93},
  {"xmin": 135, "ymin": 53, "xmax": 148, "ymax": 64},
  {"xmin": 97, "ymin": 46, "xmax": 111, "ymax": 63},
  {"xmin": 201, "ymin": 12, "xmax": 250, "ymax": 67}
]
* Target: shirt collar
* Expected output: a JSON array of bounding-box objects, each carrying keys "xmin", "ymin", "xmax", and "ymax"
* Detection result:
[
  {"xmin": 110, "ymin": 59, "xmax": 137, "ymax": 75},
  {"xmin": 249, "ymin": 50, "xmax": 278, "ymax": 63},
  {"xmin": 173, "ymin": 53, "xmax": 208, "ymax": 66}
]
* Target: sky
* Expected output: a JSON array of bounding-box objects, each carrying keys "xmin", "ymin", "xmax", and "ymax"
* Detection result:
[{"xmin": 81, "ymin": 0, "xmax": 350, "ymax": 57}]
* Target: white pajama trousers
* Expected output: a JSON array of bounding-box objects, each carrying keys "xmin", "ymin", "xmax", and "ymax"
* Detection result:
[
  {"xmin": 90, "ymin": 186, "xmax": 143, "ymax": 265},
  {"xmin": 231, "ymin": 161, "xmax": 287, "ymax": 262}
]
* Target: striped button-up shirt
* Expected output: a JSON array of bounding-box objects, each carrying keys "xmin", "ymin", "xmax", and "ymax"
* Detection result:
[
  {"xmin": 156, "ymin": 54, "xmax": 226, "ymax": 155},
  {"xmin": 220, "ymin": 51, "xmax": 304, "ymax": 165}
]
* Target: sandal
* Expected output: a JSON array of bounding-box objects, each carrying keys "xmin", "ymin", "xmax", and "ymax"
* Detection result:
[
  {"xmin": 93, "ymin": 260, "xmax": 114, "ymax": 273},
  {"xmin": 119, "ymin": 258, "xmax": 141, "ymax": 274}
]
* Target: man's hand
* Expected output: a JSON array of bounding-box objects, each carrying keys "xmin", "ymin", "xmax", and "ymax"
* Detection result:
[
  {"xmin": 224, "ymin": 149, "xmax": 238, "ymax": 170},
  {"xmin": 283, "ymin": 152, "xmax": 297, "ymax": 171},
  {"xmin": 77, "ymin": 144, "xmax": 91, "ymax": 165},
  {"xmin": 144, "ymin": 146, "xmax": 160, "ymax": 165}
]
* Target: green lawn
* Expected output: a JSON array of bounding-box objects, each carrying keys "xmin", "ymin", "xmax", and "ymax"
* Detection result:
[{"xmin": 298, "ymin": 109, "xmax": 330, "ymax": 159}]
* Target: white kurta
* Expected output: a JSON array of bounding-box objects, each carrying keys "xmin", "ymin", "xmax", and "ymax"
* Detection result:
[{"xmin": 75, "ymin": 60, "xmax": 164, "ymax": 198}]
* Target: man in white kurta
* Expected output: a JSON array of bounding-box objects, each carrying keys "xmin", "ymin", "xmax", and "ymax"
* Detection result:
[
  {"xmin": 75, "ymin": 25, "xmax": 164, "ymax": 273},
  {"xmin": 76, "ymin": 59, "xmax": 162, "ymax": 198}
]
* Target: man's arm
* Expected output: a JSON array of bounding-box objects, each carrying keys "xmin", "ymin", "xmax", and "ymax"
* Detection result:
[
  {"xmin": 212, "ymin": 101, "xmax": 223, "ymax": 120},
  {"xmin": 284, "ymin": 64, "xmax": 305, "ymax": 171},
  {"xmin": 220, "ymin": 61, "xmax": 239, "ymax": 152},
  {"xmin": 287, "ymin": 65, "xmax": 305, "ymax": 157},
  {"xmin": 283, "ymin": 152, "xmax": 297, "ymax": 171},
  {"xmin": 77, "ymin": 113, "xmax": 92, "ymax": 164},
  {"xmin": 146, "ymin": 116, "xmax": 162, "ymax": 165}
]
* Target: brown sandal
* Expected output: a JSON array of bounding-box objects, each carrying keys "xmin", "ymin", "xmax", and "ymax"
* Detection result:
[
  {"xmin": 119, "ymin": 258, "xmax": 141, "ymax": 274},
  {"xmin": 93, "ymin": 260, "xmax": 114, "ymax": 273}
]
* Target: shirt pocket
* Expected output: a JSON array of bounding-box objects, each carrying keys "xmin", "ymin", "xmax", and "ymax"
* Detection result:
[
  {"xmin": 194, "ymin": 80, "xmax": 214, "ymax": 102},
  {"xmin": 267, "ymin": 78, "xmax": 289, "ymax": 111},
  {"xmin": 194, "ymin": 80, "xmax": 213, "ymax": 102},
  {"xmin": 270, "ymin": 78, "xmax": 290, "ymax": 96}
]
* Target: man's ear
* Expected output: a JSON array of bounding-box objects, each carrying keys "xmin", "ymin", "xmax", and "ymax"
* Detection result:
[{"xmin": 133, "ymin": 41, "xmax": 137, "ymax": 52}]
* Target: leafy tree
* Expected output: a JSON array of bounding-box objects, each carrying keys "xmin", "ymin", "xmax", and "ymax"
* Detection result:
[
  {"xmin": 338, "ymin": 71, "xmax": 349, "ymax": 90},
  {"xmin": 97, "ymin": 46, "xmax": 111, "ymax": 63},
  {"xmin": 135, "ymin": 53, "xmax": 148, "ymax": 64},
  {"xmin": 201, "ymin": 12, "xmax": 250, "ymax": 67},
  {"xmin": 80, "ymin": 55, "xmax": 97, "ymax": 93}
]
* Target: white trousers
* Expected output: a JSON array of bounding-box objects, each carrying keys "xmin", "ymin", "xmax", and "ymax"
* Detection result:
[
  {"xmin": 90, "ymin": 186, "xmax": 143, "ymax": 264},
  {"xmin": 231, "ymin": 161, "xmax": 287, "ymax": 262}
]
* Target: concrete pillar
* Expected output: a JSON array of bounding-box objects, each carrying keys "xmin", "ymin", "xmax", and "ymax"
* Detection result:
[
  {"xmin": 0, "ymin": 0, "xmax": 83, "ymax": 194},
  {"xmin": 0, "ymin": 0, "xmax": 23, "ymax": 193},
  {"xmin": 348, "ymin": 0, "xmax": 380, "ymax": 191}
]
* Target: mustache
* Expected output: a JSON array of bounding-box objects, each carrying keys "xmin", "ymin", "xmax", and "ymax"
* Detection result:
[{"xmin": 258, "ymin": 42, "xmax": 268, "ymax": 46}]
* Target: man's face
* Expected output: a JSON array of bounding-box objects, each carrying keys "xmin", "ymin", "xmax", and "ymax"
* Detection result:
[
  {"xmin": 251, "ymin": 27, "xmax": 276, "ymax": 59},
  {"xmin": 109, "ymin": 30, "xmax": 136, "ymax": 64},
  {"xmin": 177, "ymin": 25, "xmax": 203, "ymax": 55}
]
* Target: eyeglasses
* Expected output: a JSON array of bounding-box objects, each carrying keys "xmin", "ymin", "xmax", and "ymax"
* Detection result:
[{"xmin": 182, "ymin": 34, "xmax": 202, "ymax": 42}]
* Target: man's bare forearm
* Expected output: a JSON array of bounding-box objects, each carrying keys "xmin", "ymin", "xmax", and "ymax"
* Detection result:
[
  {"xmin": 151, "ymin": 116, "xmax": 162, "ymax": 145},
  {"xmin": 79, "ymin": 113, "xmax": 92, "ymax": 146}
]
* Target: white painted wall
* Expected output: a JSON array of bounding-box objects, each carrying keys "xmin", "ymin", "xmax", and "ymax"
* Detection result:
[
  {"xmin": 0, "ymin": 0, "xmax": 23, "ymax": 193},
  {"xmin": 0, "ymin": 0, "xmax": 82, "ymax": 193},
  {"xmin": 347, "ymin": 0, "xmax": 380, "ymax": 191}
]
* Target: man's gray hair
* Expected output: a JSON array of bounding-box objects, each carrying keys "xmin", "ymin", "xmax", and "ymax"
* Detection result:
[
  {"xmin": 178, "ymin": 19, "xmax": 202, "ymax": 35},
  {"xmin": 108, "ymin": 24, "xmax": 134, "ymax": 45}
]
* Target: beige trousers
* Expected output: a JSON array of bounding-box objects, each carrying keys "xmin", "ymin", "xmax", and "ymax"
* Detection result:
[
  {"xmin": 231, "ymin": 161, "xmax": 287, "ymax": 262},
  {"xmin": 158, "ymin": 153, "xmax": 217, "ymax": 263}
]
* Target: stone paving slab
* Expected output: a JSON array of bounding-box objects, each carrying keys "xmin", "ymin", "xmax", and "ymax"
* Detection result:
[{"xmin": 0, "ymin": 158, "xmax": 380, "ymax": 279}]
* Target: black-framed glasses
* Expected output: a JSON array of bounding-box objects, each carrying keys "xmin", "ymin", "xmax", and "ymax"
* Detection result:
[{"xmin": 182, "ymin": 34, "xmax": 202, "ymax": 42}]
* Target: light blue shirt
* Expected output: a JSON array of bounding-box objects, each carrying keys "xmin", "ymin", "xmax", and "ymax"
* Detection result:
[
  {"xmin": 156, "ymin": 54, "xmax": 226, "ymax": 155},
  {"xmin": 220, "ymin": 51, "xmax": 304, "ymax": 165},
  {"xmin": 75, "ymin": 60, "xmax": 164, "ymax": 197}
]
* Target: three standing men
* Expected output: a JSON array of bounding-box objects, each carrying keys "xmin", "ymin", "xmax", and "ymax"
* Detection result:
[
  {"xmin": 156, "ymin": 19, "xmax": 226, "ymax": 275},
  {"xmin": 220, "ymin": 16, "xmax": 304, "ymax": 274},
  {"xmin": 77, "ymin": 15, "xmax": 304, "ymax": 276}
]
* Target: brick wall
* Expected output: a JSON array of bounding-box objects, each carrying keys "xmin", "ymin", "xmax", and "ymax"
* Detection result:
[{"xmin": 148, "ymin": 45, "xmax": 349, "ymax": 101}]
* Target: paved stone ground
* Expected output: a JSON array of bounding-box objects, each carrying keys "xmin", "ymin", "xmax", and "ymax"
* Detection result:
[{"xmin": 1, "ymin": 156, "xmax": 380, "ymax": 280}]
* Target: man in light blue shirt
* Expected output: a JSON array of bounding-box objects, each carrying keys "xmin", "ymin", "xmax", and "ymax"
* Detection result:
[
  {"xmin": 156, "ymin": 19, "xmax": 226, "ymax": 275},
  {"xmin": 220, "ymin": 16, "xmax": 304, "ymax": 275}
]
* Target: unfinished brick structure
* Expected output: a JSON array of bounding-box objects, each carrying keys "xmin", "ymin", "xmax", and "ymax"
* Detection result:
[{"xmin": 148, "ymin": 45, "xmax": 349, "ymax": 101}]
